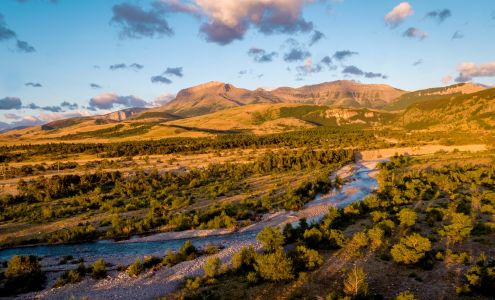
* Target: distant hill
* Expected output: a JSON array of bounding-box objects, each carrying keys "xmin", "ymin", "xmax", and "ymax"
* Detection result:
[
  {"xmin": 385, "ymin": 83, "xmax": 485, "ymax": 111},
  {"xmin": 400, "ymin": 87, "xmax": 495, "ymax": 130},
  {"xmin": 270, "ymin": 80, "xmax": 406, "ymax": 109}
]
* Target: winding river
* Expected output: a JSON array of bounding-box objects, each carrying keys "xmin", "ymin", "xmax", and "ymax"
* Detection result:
[{"xmin": 0, "ymin": 160, "xmax": 380, "ymax": 262}]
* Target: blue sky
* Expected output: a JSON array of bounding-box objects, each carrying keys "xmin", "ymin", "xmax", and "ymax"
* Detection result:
[{"xmin": 0, "ymin": 0, "xmax": 494, "ymax": 127}]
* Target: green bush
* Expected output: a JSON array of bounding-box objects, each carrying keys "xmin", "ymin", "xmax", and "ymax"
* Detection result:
[
  {"xmin": 203, "ymin": 257, "xmax": 221, "ymax": 278},
  {"xmin": 391, "ymin": 233, "xmax": 431, "ymax": 265},
  {"xmin": 128, "ymin": 258, "xmax": 144, "ymax": 277},
  {"xmin": 231, "ymin": 246, "xmax": 256, "ymax": 272},
  {"xmin": 257, "ymin": 227, "xmax": 284, "ymax": 253},
  {"xmin": 3, "ymin": 255, "xmax": 45, "ymax": 295},
  {"xmin": 303, "ymin": 227, "xmax": 323, "ymax": 248},
  {"xmin": 398, "ymin": 208, "xmax": 417, "ymax": 228},
  {"xmin": 91, "ymin": 259, "xmax": 107, "ymax": 279},
  {"xmin": 293, "ymin": 245, "xmax": 323, "ymax": 271},
  {"xmin": 54, "ymin": 269, "xmax": 82, "ymax": 287},
  {"xmin": 255, "ymin": 250, "xmax": 293, "ymax": 282}
]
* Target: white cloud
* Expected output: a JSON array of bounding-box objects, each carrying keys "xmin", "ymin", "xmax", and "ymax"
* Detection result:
[
  {"xmin": 455, "ymin": 62, "xmax": 495, "ymax": 82},
  {"xmin": 159, "ymin": 0, "xmax": 315, "ymax": 44},
  {"xmin": 154, "ymin": 93, "xmax": 175, "ymax": 106},
  {"xmin": 442, "ymin": 75, "xmax": 453, "ymax": 85},
  {"xmin": 89, "ymin": 93, "xmax": 148, "ymax": 110},
  {"xmin": 385, "ymin": 2, "xmax": 413, "ymax": 28}
]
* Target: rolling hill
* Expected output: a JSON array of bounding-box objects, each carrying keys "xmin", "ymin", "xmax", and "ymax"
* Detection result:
[
  {"xmin": 385, "ymin": 82, "xmax": 486, "ymax": 111},
  {"xmin": 400, "ymin": 87, "xmax": 495, "ymax": 130}
]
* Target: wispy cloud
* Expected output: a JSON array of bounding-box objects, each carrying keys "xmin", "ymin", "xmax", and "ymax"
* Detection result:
[
  {"xmin": 111, "ymin": 2, "xmax": 173, "ymax": 39},
  {"xmin": 309, "ymin": 30, "xmax": 325, "ymax": 46},
  {"xmin": 248, "ymin": 48, "xmax": 278, "ymax": 63},
  {"xmin": 342, "ymin": 65, "xmax": 387, "ymax": 79},
  {"xmin": 16, "ymin": 40, "xmax": 36, "ymax": 53},
  {"xmin": 413, "ymin": 59, "xmax": 423, "ymax": 66},
  {"xmin": 425, "ymin": 9, "xmax": 452, "ymax": 23},
  {"xmin": 25, "ymin": 82, "xmax": 42, "ymax": 87},
  {"xmin": 109, "ymin": 63, "xmax": 143, "ymax": 71},
  {"xmin": 164, "ymin": 67, "xmax": 183, "ymax": 77},
  {"xmin": 151, "ymin": 75, "xmax": 172, "ymax": 84},
  {"xmin": 333, "ymin": 50, "xmax": 358, "ymax": 61},
  {"xmin": 452, "ymin": 31, "xmax": 464, "ymax": 40},
  {"xmin": 402, "ymin": 27, "xmax": 428, "ymax": 40}
]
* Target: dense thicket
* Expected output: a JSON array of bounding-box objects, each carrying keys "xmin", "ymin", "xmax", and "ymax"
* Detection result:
[{"xmin": 0, "ymin": 127, "xmax": 376, "ymax": 162}]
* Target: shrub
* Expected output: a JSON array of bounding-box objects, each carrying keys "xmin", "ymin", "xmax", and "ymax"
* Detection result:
[
  {"xmin": 3, "ymin": 255, "xmax": 45, "ymax": 294},
  {"xmin": 91, "ymin": 259, "xmax": 107, "ymax": 279},
  {"xmin": 367, "ymin": 227, "xmax": 385, "ymax": 251},
  {"xmin": 257, "ymin": 227, "xmax": 284, "ymax": 253},
  {"xmin": 327, "ymin": 229, "xmax": 346, "ymax": 249},
  {"xmin": 203, "ymin": 257, "xmax": 221, "ymax": 278},
  {"xmin": 178, "ymin": 240, "xmax": 199, "ymax": 260},
  {"xmin": 128, "ymin": 258, "xmax": 144, "ymax": 277},
  {"xmin": 398, "ymin": 208, "xmax": 417, "ymax": 228},
  {"xmin": 231, "ymin": 246, "xmax": 256, "ymax": 272},
  {"xmin": 54, "ymin": 269, "xmax": 82, "ymax": 288},
  {"xmin": 343, "ymin": 266, "xmax": 368, "ymax": 298},
  {"xmin": 440, "ymin": 213, "xmax": 473, "ymax": 245},
  {"xmin": 396, "ymin": 290, "xmax": 418, "ymax": 300},
  {"xmin": 303, "ymin": 227, "xmax": 323, "ymax": 248},
  {"xmin": 255, "ymin": 250, "xmax": 294, "ymax": 282},
  {"xmin": 293, "ymin": 245, "xmax": 323, "ymax": 271},
  {"xmin": 391, "ymin": 233, "xmax": 431, "ymax": 265},
  {"xmin": 346, "ymin": 231, "xmax": 369, "ymax": 257}
]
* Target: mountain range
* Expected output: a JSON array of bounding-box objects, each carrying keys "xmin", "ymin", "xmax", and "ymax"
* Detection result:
[{"xmin": 0, "ymin": 80, "xmax": 493, "ymax": 143}]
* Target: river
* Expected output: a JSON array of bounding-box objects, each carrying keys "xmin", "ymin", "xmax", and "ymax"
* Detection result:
[{"xmin": 0, "ymin": 160, "xmax": 380, "ymax": 263}]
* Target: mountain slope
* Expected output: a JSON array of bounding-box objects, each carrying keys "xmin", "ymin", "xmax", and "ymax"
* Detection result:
[
  {"xmin": 400, "ymin": 87, "xmax": 495, "ymax": 130},
  {"xmin": 385, "ymin": 83, "xmax": 486, "ymax": 111},
  {"xmin": 156, "ymin": 81, "xmax": 283, "ymax": 117},
  {"xmin": 158, "ymin": 80, "xmax": 407, "ymax": 117},
  {"xmin": 270, "ymin": 80, "xmax": 406, "ymax": 108}
]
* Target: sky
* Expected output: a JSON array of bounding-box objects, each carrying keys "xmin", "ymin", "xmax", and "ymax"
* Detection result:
[{"xmin": 0, "ymin": 0, "xmax": 495, "ymax": 128}]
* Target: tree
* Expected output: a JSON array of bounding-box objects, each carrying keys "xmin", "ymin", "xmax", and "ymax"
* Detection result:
[
  {"xmin": 255, "ymin": 250, "xmax": 294, "ymax": 282},
  {"xmin": 391, "ymin": 233, "xmax": 431, "ymax": 265},
  {"xmin": 203, "ymin": 257, "xmax": 221, "ymax": 278},
  {"xmin": 398, "ymin": 208, "xmax": 417, "ymax": 228},
  {"xmin": 303, "ymin": 227, "xmax": 323, "ymax": 248},
  {"xmin": 440, "ymin": 213, "xmax": 473, "ymax": 245},
  {"xmin": 293, "ymin": 245, "xmax": 323, "ymax": 271},
  {"xmin": 4, "ymin": 255, "xmax": 45, "ymax": 294},
  {"xmin": 367, "ymin": 227, "xmax": 385, "ymax": 251},
  {"xmin": 346, "ymin": 231, "xmax": 369, "ymax": 257},
  {"xmin": 231, "ymin": 246, "xmax": 256, "ymax": 272},
  {"xmin": 343, "ymin": 265, "xmax": 368, "ymax": 298},
  {"xmin": 257, "ymin": 227, "xmax": 284, "ymax": 253}
]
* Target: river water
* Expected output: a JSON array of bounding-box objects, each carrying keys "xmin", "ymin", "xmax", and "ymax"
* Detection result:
[{"xmin": 0, "ymin": 160, "xmax": 380, "ymax": 262}]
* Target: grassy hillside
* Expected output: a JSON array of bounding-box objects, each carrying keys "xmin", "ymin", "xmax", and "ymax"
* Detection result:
[
  {"xmin": 400, "ymin": 87, "xmax": 495, "ymax": 131},
  {"xmin": 385, "ymin": 83, "xmax": 485, "ymax": 111}
]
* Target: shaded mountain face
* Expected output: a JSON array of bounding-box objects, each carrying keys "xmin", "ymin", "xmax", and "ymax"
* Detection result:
[
  {"xmin": 159, "ymin": 80, "xmax": 406, "ymax": 117},
  {"xmin": 385, "ymin": 83, "xmax": 486, "ymax": 111}
]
